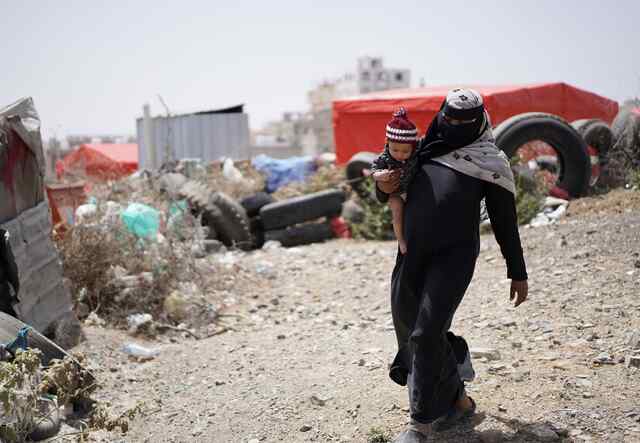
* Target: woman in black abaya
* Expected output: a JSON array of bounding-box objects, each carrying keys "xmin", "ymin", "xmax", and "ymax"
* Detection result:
[{"xmin": 376, "ymin": 89, "xmax": 529, "ymax": 442}]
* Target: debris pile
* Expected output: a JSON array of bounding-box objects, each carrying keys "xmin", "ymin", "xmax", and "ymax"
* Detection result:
[
  {"xmin": 0, "ymin": 348, "xmax": 142, "ymax": 442},
  {"xmin": 55, "ymin": 164, "xmax": 265, "ymax": 336}
]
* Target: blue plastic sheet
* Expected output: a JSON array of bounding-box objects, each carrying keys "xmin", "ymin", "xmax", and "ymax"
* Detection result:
[
  {"xmin": 121, "ymin": 203, "xmax": 160, "ymax": 239},
  {"xmin": 252, "ymin": 154, "xmax": 316, "ymax": 193}
]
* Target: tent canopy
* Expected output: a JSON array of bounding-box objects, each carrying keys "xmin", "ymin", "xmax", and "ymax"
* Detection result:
[
  {"xmin": 56, "ymin": 143, "xmax": 138, "ymax": 181},
  {"xmin": 333, "ymin": 82, "xmax": 619, "ymax": 164}
]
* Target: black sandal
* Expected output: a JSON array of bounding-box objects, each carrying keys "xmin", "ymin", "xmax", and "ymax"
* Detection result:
[{"xmin": 433, "ymin": 396, "xmax": 476, "ymax": 432}]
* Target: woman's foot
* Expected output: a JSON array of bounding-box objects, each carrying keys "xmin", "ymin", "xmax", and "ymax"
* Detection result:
[
  {"xmin": 393, "ymin": 421, "xmax": 432, "ymax": 442},
  {"xmin": 433, "ymin": 395, "xmax": 476, "ymax": 432}
]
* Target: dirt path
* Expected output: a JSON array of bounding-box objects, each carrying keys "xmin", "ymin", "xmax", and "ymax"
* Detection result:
[{"xmin": 76, "ymin": 192, "xmax": 640, "ymax": 443}]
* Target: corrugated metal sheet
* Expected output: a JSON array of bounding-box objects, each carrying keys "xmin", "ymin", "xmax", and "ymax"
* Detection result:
[
  {"xmin": 136, "ymin": 113, "xmax": 250, "ymax": 169},
  {"xmin": 1, "ymin": 97, "xmax": 74, "ymax": 335},
  {"xmin": 1, "ymin": 200, "xmax": 73, "ymax": 332}
]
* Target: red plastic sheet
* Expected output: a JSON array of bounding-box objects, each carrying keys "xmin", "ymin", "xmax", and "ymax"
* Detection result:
[
  {"xmin": 333, "ymin": 82, "xmax": 619, "ymax": 164},
  {"xmin": 56, "ymin": 143, "xmax": 138, "ymax": 181}
]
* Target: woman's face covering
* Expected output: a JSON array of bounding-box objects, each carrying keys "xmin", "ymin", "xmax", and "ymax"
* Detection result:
[{"xmin": 436, "ymin": 111, "xmax": 485, "ymax": 148}]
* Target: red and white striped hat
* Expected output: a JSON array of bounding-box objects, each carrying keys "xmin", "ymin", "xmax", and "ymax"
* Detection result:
[{"xmin": 386, "ymin": 107, "xmax": 418, "ymax": 143}]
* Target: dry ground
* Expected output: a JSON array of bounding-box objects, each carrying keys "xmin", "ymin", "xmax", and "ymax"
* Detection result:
[{"xmin": 72, "ymin": 189, "xmax": 640, "ymax": 443}]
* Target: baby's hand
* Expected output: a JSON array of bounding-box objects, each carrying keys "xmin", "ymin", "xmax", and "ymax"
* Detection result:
[{"xmin": 372, "ymin": 169, "xmax": 392, "ymax": 182}]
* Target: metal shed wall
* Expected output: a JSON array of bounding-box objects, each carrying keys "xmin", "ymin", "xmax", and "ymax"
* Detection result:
[{"xmin": 136, "ymin": 113, "xmax": 250, "ymax": 169}]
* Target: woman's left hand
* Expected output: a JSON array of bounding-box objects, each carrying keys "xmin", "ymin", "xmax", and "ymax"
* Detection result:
[{"xmin": 510, "ymin": 280, "xmax": 528, "ymax": 307}]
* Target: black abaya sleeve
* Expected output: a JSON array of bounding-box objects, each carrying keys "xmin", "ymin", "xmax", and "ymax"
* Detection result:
[{"xmin": 484, "ymin": 183, "xmax": 528, "ymax": 281}]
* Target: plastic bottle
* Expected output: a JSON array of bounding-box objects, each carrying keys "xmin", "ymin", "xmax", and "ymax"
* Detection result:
[{"xmin": 122, "ymin": 343, "xmax": 160, "ymax": 360}]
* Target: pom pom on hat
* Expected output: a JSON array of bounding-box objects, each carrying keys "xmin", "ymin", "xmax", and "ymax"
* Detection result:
[{"xmin": 386, "ymin": 107, "xmax": 418, "ymax": 143}]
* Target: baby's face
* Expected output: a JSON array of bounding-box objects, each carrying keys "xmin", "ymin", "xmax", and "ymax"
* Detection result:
[{"xmin": 388, "ymin": 141, "xmax": 414, "ymax": 162}]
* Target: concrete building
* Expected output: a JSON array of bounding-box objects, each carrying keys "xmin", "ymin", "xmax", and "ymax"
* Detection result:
[
  {"xmin": 355, "ymin": 56, "xmax": 410, "ymax": 94},
  {"xmin": 256, "ymin": 57, "xmax": 411, "ymax": 157},
  {"xmin": 305, "ymin": 56, "xmax": 411, "ymax": 153}
]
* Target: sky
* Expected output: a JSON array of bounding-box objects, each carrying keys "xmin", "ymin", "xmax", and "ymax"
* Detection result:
[{"xmin": 1, "ymin": 1, "xmax": 639, "ymax": 139}]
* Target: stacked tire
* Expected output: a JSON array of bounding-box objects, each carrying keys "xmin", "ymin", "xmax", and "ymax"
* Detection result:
[
  {"xmin": 181, "ymin": 181, "xmax": 253, "ymax": 250},
  {"xmin": 253, "ymin": 189, "xmax": 346, "ymax": 248},
  {"xmin": 493, "ymin": 113, "xmax": 592, "ymax": 199},
  {"xmin": 570, "ymin": 119, "xmax": 614, "ymax": 189},
  {"xmin": 610, "ymin": 101, "xmax": 640, "ymax": 181}
]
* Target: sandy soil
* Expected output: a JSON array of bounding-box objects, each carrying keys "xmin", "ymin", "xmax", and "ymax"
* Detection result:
[{"xmin": 72, "ymin": 189, "xmax": 640, "ymax": 443}]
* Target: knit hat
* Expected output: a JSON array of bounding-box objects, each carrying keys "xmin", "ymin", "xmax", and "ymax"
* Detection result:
[{"xmin": 386, "ymin": 108, "xmax": 418, "ymax": 143}]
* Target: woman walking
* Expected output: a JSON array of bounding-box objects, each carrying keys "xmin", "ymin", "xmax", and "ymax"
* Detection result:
[{"xmin": 376, "ymin": 89, "xmax": 529, "ymax": 442}]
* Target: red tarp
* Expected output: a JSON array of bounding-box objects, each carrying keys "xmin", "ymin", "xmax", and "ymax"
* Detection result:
[
  {"xmin": 333, "ymin": 82, "xmax": 619, "ymax": 164},
  {"xmin": 56, "ymin": 143, "xmax": 138, "ymax": 181}
]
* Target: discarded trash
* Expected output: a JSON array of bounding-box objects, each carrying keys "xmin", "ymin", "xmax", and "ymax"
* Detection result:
[
  {"xmin": 113, "ymin": 272, "xmax": 154, "ymax": 289},
  {"xmin": 121, "ymin": 203, "xmax": 160, "ymax": 239},
  {"xmin": 167, "ymin": 200, "xmax": 188, "ymax": 232},
  {"xmin": 163, "ymin": 291, "xmax": 190, "ymax": 321},
  {"xmin": 255, "ymin": 261, "xmax": 277, "ymax": 279},
  {"xmin": 122, "ymin": 343, "xmax": 160, "ymax": 360},
  {"xmin": 529, "ymin": 196, "xmax": 569, "ymax": 227},
  {"xmin": 176, "ymin": 158, "xmax": 206, "ymax": 179},
  {"xmin": 330, "ymin": 217, "xmax": 351, "ymax": 239},
  {"xmin": 84, "ymin": 312, "xmax": 106, "ymax": 327},
  {"xmin": 75, "ymin": 203, "xmax": 97, "ymax": 223},
  {"xmin": 222, "ymin": 158, "xmax": 245, "ymax": 183},
  {"xmin": 127, "ymin": 313, "xmax": 153, "ymax": 334},
  {"xmin": 101, "ymin": 201, "xmax": 123, "ymax": 225},
  {"xmin": 262, "ymin": 240, "xmax": 283, "ymax": 250},
  {"xmin": 252, "ymin": 154, "xmax": 317, "ymax": 193}
]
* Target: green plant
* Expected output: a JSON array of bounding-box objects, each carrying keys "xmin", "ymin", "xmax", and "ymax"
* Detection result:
[
  {"xmin": 629, "ymin": 168, "xmax": 640, "ymax": 189},
  {"xmin": 510, "ymin": 156, "xmax": 545, "ymax": 225},
  {"xmin": 0, "ymin": 349, "xmax": 43, "ymax": 443},
  {"xmin": 1, "ymin": 349, "xmax": 143, "ymax": 442},
  {"xmin": 367, "ymin": 426, "xmax": 392, "ymax": 443},
  {"xmin": 348, "ymin": 179, "xmax": 394, "ymax": 240}
]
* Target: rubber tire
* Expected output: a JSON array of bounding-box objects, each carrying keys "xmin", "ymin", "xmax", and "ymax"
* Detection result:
[
  {"xmin": 345, "ymin": 152, "xmax": 378, "ymax": 198},
  {"xmin": 209, "ymin": 192, "xmax": 253, "ymax": 251},
  {"xmin": 264, "ymin": 222, "xmax": 334, "ymax": 247},
  {"xmin": 611, "ymin": 101, "xmax": 640, "ymax": 143},
  {"xmin": 571, "ymin": 119, "xmax": 613, "ymax": 161},
  {"xmin": 249, "ymin": 216, "xmax": 265, "ymax": 249},
  {"xmin": 28, "ymin": 398, "xmax": 61, "ymax": 441},
  {"xmin": 180, "ymin": 181, "xmax": 218, "ymax": 239},
  {"xmin": 494, "ymin": 112, "xmax": 591, "ymax": 198},
  {"xmin": 0, "ymin": 312, "xmax": 67, "ymax": 366},
  {"xmin": 259, "ymin": 189, "xmax": 346, "ymax": 231},
  {"xmin": 240, "ymin": 192, "xmax": 275, "ymax": 218}
]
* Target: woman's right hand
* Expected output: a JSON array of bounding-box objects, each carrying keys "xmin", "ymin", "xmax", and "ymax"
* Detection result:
[{"xmin": 376, "ymin": 169, "xmax": 401, "ymax": 194}]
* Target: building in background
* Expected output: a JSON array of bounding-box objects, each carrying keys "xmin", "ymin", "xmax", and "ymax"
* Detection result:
[
  {"xmin": 255, "ymin": 56, "xmax": 411, "ymax": 157},
  {"xmin": 136, "ymin": 104, "xmax": 250, "ymax": 170},
  {"xmin": 306, "ymin": 56, "xmax": 411, "ymax": 154},
  {"xmin": 251, "ymin": 112, "xmax": 313, "ymax": 158}
]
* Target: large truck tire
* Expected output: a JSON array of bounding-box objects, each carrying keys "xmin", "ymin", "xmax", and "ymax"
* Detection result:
[
  {"xmin": 249, "ymin": 216, "xmax": 265, "ymax": 249},
  {"xmin": 259, "ymin": 189, "xmax": 346, "ymax": 231},
  {"xmin": 181, "ymin": 182, "xmax": 252, "ymax": 249},
  {"xmin": 571, "ymin": 119, "xmax": 613, "ymax": 187},
  {"xmin": 0, "ymin": 312, "xmax": 67, "ymax": 366},
  {"xmin": 571, "ymin": 119, "xmax": 613, "ymax": 160},
  {"xmin": 345, "ymin": 152, "xmax": 378, "ymax": 198},
  {"xmin": 494, "ymin": 112, "xmax": 591, "ymax": 198},
  {"xmin": 181, "ymin": 181, "xmax": 218, "ymax": 239},
  {"xmin": 209, "ymin": 192, "xmax": 253, "ymax": 251},
  {"xmin": 264, "ymin": 222, "xmax": 334, "ymax": 248},
  {"xmin": 611, "ymin": 101, "xmax": 640, "ymax": 144},
  {"xmin": 240, "ymin": 192, "xmax": 275, "ymax": 218}
]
